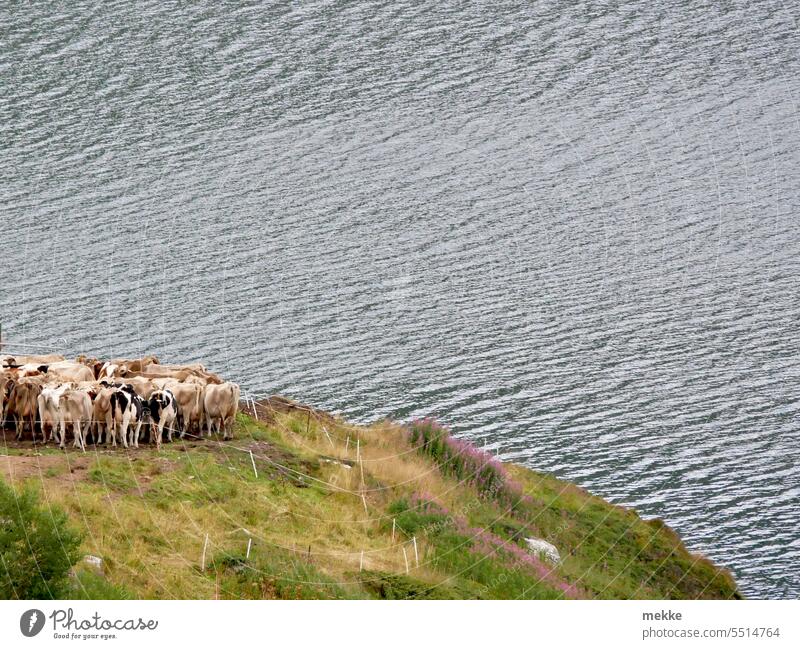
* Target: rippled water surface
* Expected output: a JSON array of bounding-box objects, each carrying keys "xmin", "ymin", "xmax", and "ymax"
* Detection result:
[{"xmin": 2, "ymin": 1, "xmax": 799, "ymax": 598}]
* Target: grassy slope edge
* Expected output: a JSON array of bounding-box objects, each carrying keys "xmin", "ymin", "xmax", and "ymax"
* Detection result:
[{"xmin": 0, "ymin": 399, "xmax": 741, "ymax": 600}]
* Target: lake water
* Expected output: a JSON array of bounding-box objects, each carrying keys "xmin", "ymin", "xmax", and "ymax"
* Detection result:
[{"xmin": 1, "ymin": 1, "xmax": 798, "ymax": 598}]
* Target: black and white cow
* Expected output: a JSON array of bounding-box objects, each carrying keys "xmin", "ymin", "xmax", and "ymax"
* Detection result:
[
  {"xmin": 110, "ymin": 384, "xmax": 145, "ymax": 449},
  {"xmin": 147, "ymin": 389, "xmax": 178, "ymax": 448}
]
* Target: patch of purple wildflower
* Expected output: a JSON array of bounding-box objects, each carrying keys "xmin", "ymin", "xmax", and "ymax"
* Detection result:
[{"xmin": 407, "ymin": 418, "xmax": 527, "ymax": 508}]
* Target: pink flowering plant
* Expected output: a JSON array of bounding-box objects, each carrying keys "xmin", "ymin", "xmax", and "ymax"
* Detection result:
[{"xmin": 407, "ymin": 418, "xmax": 523, "ymax": 508}]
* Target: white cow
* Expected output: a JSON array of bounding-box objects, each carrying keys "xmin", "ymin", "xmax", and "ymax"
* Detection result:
[{"xmin": 38, "ymin": 383, "xmax": 70, "ymax": 443}]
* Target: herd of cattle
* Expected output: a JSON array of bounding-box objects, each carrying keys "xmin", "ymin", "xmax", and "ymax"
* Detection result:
[{"xmin": 0, "ymin": 353, "xmax": 240, "ymax": 451}]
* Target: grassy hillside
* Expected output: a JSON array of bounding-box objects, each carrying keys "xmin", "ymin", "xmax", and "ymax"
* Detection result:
[{"xmin": 0, "ymin": 397, "xmax": 740, "ymax": 599}]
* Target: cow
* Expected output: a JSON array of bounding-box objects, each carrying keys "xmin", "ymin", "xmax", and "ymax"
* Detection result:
[
  {"xmin": 91, "ymin": 385, "xmax": 115, "ymax": 445},
  {"xmin": 120, "ymin": 377, "xmax": 156, "ymax": 400},
  {"xmin": 44, "ymin": 361, "xmax": 95, "ymax": 383},
  {"xmin": 110, "ymin": 385, "xmax": 145, "ymax": 449},
  {"xmin": 38, "ymin": 383, "xmax": 70, "ymax": 443},
  {"xmin": 0, "ymin": 371, "xmax": 14, "ymax": 425},
  {"xmin": 147, "ymin": 389, "xmax": 178, "ymax": 448},
  {"xmin": 161, "ymin": 381, "xmax": 204, "ymax": 437},
  {"xmin": 149, "ymin": 362, "xmax": 206, "ymax": 373},
  {"xmin": 58, "ymin": 388, "xmax": 92, "ymax": 451},
  {"xmin": 123, "ymin": 367, "xmax": 221, "ymax": 386},
  {"xmin": 99, "ymin": 356, "xmax": 160, "ymax": 378},
  {"xmin": 2, "ymin": 354, "xmax": 65, "ymax": 365},
  {"xmin": 7, "ymin": 379, "xmax": 42, "ymax": 441},
  {"xmin": 76, "ymin": 356, "xmax": 105, "ymax": 379},
  {"xmin": 203, "ymin": 382, "xmax": 240, "ymax": 440},
  {"xmin": 14, "ymin": 364, "xmax": 49, "ymax": 378},
  {"xmin": 143, "ymin": 364, "xmax": 223, "ymax": 384}
]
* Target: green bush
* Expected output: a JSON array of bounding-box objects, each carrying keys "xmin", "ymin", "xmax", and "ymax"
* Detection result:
[{"xmin": 0, "ymin": 480, "xmax": 83, "ymax": 599}]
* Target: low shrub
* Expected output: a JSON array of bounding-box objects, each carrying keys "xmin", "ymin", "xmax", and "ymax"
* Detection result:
[
  {"xmin": 0, "ymin": 479, "xmax": 83, "ymax": 599},
  {"xmin": 359, "ymin": 570, "xmax": 471, "ymax": 599},
  {"xmin": 68, "ymin": 569, "xmax": 133, "ymax": 599},
  {"xmin": 208, "ymin": 547, "xmax": 353, "ymax": 600},
  {"xmin": 387, "ymin": 495, "xmax": 452, "ymax": 538}
]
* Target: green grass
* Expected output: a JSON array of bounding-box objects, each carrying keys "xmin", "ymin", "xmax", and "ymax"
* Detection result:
[{"xmin": 1, "ymin": 406, "xmax": 741, "ymax": 600}]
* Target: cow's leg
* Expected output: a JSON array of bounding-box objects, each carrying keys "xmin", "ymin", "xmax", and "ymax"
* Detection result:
[
  {"xmin": 133, "ymin": 419, "xmax": 142, "ymax": 449},
  {"xmin": 37, "ymin": 399, "xmax": 45, "ymax": 443},
  {"xmin": 74, "ymin": 421, "xmax": 85, "ymax": 452},
  {"xmin": 59, "ymin": 418, "xmax": 66, "ymax": 449},
  {"xmin": 120, "ymin": 416, "xmax": 129, "ymax": 449}
]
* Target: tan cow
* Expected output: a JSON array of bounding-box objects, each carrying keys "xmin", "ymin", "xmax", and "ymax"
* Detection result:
[
  {"xmin": 58, "ymin": 388, "xmax": 92, "ymax": 451},
  {"xmin": 118, "ymin": 377, "xmax": 156, "ymax": 400},
  {"xmin": 204, "ymin": 382, "xmax": 240, "ymax": 439},
  {"xmin": 2, "ymin": 354, "xmax": 65, "ymax": 365},
  {"xmin": 143, "ymin": 364, "xmax": 222, "ymax": 384},
  {"xmin": 122, "ymin": 368, "xmax": 195, "ymax": 383},
  {"xmin": 162, "ymin": 381, "xmax": 204, "ymax": 437},
  {"xmin": 0, "ymin": 371, "xmax": 13, "ymax": 424},
  {"xmin": 7, "ymin": 379, "xmax": 42, "ymax": 441},
  {"xmin": 91, "ymin": 386, "xmax": 115, "ymax": 445},
  {"xmin": 44, "ymin": 361, "xmax": 95, "ymax": 383}
]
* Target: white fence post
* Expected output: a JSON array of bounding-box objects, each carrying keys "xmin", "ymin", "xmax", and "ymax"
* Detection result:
[
  {"xmin": 201, "ymin": 533, "xmax": 209, "ymax": 571},
  {"xmin": 249, "ymin": 450, "xmax": 258, "ymax": 478}
]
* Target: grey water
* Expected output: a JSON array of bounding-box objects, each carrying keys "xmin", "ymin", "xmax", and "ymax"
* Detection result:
[{"xmin": 1, "ymin": 1, "xmax": 798, "ymax": 598}]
